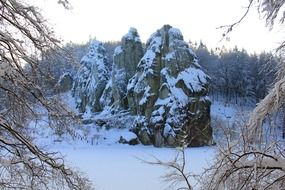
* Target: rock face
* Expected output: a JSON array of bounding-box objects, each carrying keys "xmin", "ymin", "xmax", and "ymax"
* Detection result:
[
  {"xmin": 72, "ymin": 40, "xmax": 109, "ymax": 113},
  {"xmin": 55, "ymin": 73, "xmax": 73, "ymax": 93},
  {"xmin": 127, "ymin": 25, "xmax": 212, "ymax": 147},
  {"xmin": 71, "ymin": 25, "xmax": 212, "ymax": 147},
  {"xmin": 110, "ymin": 28, "xmax": 144, "ymax": 109}
]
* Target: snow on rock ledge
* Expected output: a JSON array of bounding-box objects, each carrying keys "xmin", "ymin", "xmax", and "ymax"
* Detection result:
[{"xmin": 127, "ymin": 25, "xmax": 213, "ymax": 147}]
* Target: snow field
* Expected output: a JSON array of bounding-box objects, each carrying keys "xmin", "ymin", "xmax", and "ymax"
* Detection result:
[{"xmin": 37, "ymin": 94, "xmax": 253, "ymax": 190}]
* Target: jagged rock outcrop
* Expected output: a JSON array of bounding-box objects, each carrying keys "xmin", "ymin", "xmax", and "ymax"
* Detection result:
[
  {"xmin": 127, "ymin": 25, "xmax": 212, "ymax": 147},
  {"xmin": 55, "ymin": 73, "xmax": 73, "ymax": 93},
  {"xmin": 101, "ymin": 28, "xmax": 144, "ymax": 109},
  {"xmin": 71, "ymin": 25, "xmax": 212, "ymax": 147},
  {"xmin": 72, "ymin": 40, "xmax": 109, "ymax": 113}
]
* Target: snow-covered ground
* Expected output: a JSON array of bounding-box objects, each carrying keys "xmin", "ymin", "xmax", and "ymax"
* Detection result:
[
  {"xmin": 51, "ymin": 143, "xmax": 215, "ymax": 190},
  {"xmin": 39, "ymin": 129, "xmax": 216, "ymax": 190},
  {"xmin": 35, "ymin": 95, "xmax": 254, "ymax": 190},
  {"xmin": 210, "ymin": 97, "xmax": 254, "ymax": 123}
]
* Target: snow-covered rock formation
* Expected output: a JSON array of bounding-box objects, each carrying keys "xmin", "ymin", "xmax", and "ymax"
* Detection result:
[
  {"xmin": 100, "ymin": 28, "xmax": 144, "ymax": 109},
  {"xmin": 72, "ymin": 40, "xmax": 109, "ymax": 113},
  {"xmin": 127, "ymin": 25, "xmax": 212, "ymax": 147},
  {"xmin": 112, "ymin": 28, "xmax": 144, "ymax": 109},
  {"xmin": 70, "ymin": 25, "xmax": 212, "ymax": 147}
]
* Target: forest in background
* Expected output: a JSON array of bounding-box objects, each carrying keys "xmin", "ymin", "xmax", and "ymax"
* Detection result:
[{"xmin": 39, "ymin": 39, "xmax": 278, "ymax": 104}]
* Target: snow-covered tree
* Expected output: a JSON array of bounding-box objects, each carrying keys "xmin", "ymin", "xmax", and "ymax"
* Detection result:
[
  {"xmin": 0, "ymin": 0, "xmax": 92, "ymax": 189},
  {"xmin": 203, "ymin": 1, "xmax": 285, "ymax": 189}
]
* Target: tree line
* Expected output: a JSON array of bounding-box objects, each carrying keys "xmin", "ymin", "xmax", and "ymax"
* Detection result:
[
  {"xmin": 43, "ymin": 40, "xmax": 278, "ymax": 105},
  {"xmin": 193, "ymin": 42, "xmax": 278, "ymax": 103}
]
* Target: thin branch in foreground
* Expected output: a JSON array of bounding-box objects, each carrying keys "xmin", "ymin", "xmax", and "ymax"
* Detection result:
[
  {"xmin": 138, "ymin": 149, "xmax": 194, "ymax": 190},
  {"xmin": 217, "ymin": 0, "xmax": 254, "ymax": 39}
]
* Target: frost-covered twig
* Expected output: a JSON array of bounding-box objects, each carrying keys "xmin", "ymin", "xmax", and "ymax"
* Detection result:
[
  {"xmin": 217, "ymin": 0, "xmax": 253, "ymax": 38},
  {"xmin": 247, "ymin": 76, "xmax": 285, "ymax": 141},
  {"xmin": 202, "ymin": 120, "xmax": 285, "ymax": 190},
  {"xmin": 0, "ymin": 0, "xmax": 92, "ymax": 189},
  {"xmin": 139, "ymin": 149, "xmax": 194, "ymax": 190}
]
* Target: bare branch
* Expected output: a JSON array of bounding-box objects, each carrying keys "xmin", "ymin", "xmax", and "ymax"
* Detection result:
[
  {"xmin": 139, "ymin": 149, "xmax": 194, "ymax": 190},
  {"xmin": 217, "ymin": 0, "xmax": 254, "ymax": 39},
  {"xmin": 0, "ymin": 0, "xmax": 93, "ymax": 189}
]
